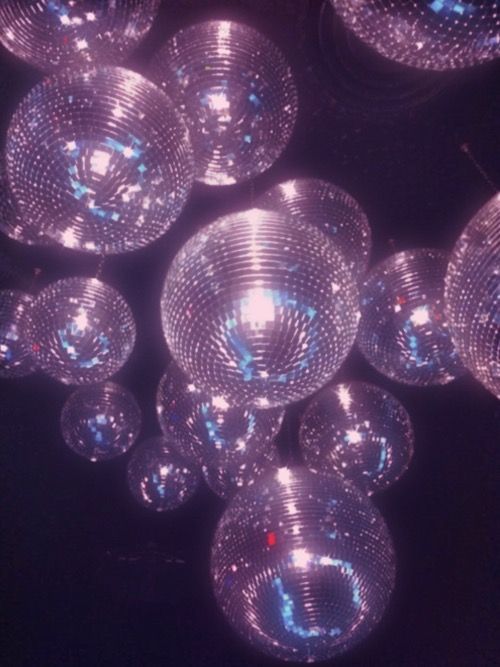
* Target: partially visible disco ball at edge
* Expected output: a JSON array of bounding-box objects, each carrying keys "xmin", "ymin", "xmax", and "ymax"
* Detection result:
[
  {"xmin": 0, "ymin": 289, "xmax": 35, "ymax": 378},
  {"xmin": 0, "ymin": 1, "xmax": 160, "ymax": 72}
]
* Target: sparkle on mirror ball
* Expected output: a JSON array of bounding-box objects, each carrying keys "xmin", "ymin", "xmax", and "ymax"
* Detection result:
[
  {"xmin": 357, "ymin": 248, "xmax": 464, "ymax": 386},
  {"xmin": 211, "ymin": 467, "xmax": 395, "ymax": 662},
  {"xmin": 300, "ymin": 382, "xmax": 414, "ymax": 495},
  {"xmin": 331, "ymin": 0, "xmax": 500, "ymax": 70},
  {"xmin": 0, "ymin": 289, "xmax": 35, "ymax": 378},
  {"xmin": 161, "ymin": 208, "xmax": 359, "ymax": 408},
  {"xmin": 445, "ymin": 194, "xmax": 500, "ymax": 399},
  {"xmin": 0, "ymin": 1, "xmax": 160, "ymax": 72},
  {"xmin": 61, "ymin": 381, "xmax": 141, "ymax": 462},
  {"xmin": 127, "ymin": 436, "xmax": 200, "ymax": 512},
  {"xmin": 149, "ymin": 20, "xmax": 298, "ymax": 185},
  {"xmin": 27, "ymin": 277, "xmax": 136, "ymax": 385},
  {"xmin": 258, "ymin": 178, "xmax": 371, "ymax": 279},
  {"xmin": 6, "ymin": 66, "xmax": 194, "ymax": 255}
]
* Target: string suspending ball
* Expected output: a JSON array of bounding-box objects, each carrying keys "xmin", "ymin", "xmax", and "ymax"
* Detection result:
[
  {"xmin": 357, "ymin": 248, "xmax": 464, "ymax": 386},
  {"xmin": 0, "ymin": 289, "xmax": 35, "ymax": 378},
  {"xmin": 27, "ymin": 277, "xmax": 136, "ymax": 385},
  {"xmin": 6, "ymin": 66, "xmax": 194, "ymax": 254},
  {"xmin": 331, "ymin": 0, "xmax": 500, "ymax": 71},
  {"xmin": 445, "ymin": 194, "xmax": 500, "ymax": 399},
  {"xmin": 258, "ymin": 178, "xmax": 371, "ymax": 279},
  {"xmin": 127, "ymin": 436, "xmax": 199, "ymax": 512},
  {"xmin": 211, "ymin": 466, "xmax": 395, "ymax": 662},
  {"xmin": 149, "ymin": 19, "xmax": 298, "ymax": 186},
  {"xmin": 0, "ymin": 1, "xmax": 160, "ymax": 72},
  {"xmin": 300, "ymin": 382, "xmax": 414, "ymax": 495},
  {"xmin": 161, "ymin": 208, "xmax": 360, "ymax": 408}
]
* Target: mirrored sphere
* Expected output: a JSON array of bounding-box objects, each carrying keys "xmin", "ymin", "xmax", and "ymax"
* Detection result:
[
  {"xmin": 300, "ymin": 382, "xmax": 414, "ymax": 495},
  {"xmin": 258, "ymin": 179, "xmax": 371, "ymax": 279},
  {"xmin": 149, "ymin": 20, "xmax": 298, "ymax": 185},
  {"xmin": 358, "ymin": 248, "xmax": 464, "ymax": 385},
  {"xmin": 445, "ymin": 194, "xmax": 500, "ymax": 399},
  {"xmin": 127, "ymin": 436, "xmax": 200, "ymax": 511},
  {"xmin": 6, "ymin": 66, "xmax": 194, "ymax": 254},
  {"xmin": 211, "ymin": 466, "xmax": 395, "ymax": 662},
  {"xmin": 0, "ymin": 289, "xmax": 35, "ymax": 378},
  {"xmin": 27, "ymin": 277, "xmax": 136, "ymax": 385},
  {"xmin": 61, "ymin": 381, "xmax": 141, "ymax": 462},
  {"xmin": 331, "ymin": 0, "xmax": 500, "ymax": 70},
  {"xmin": 0, "ymin": 1, "xmax": 160, "ymax": 72},
  {"xmin": 161, "ymin": 208, "xmax": 359, "ymax": 408}
]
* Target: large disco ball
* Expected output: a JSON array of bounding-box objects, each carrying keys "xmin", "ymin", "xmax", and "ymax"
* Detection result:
[
  {"xmin": 61, "ymin": 381, "xmax": 141, "ymax": 462},
  {"xmin": 161, "ymin": 208, "xmax": 359, "ymax": 408},
  {"xmin": 149, "ymin": 20, "xmax": 298, "ymax": 186},
  {"xmin": 127, "ymin": 436, "xmax": 200, "ymax": 512},
  {"xmin": 156, "ymin": 360, "xmax": 284, "ymax": 470},
  {"xmin": 357, "ymin": 248, "xmax": 464, "ymax": 385},
  {"xmin": 300, "ymin": 382, "xmax": 414, "ymax": 495},
  {"xmin": 0, "ymin": 1, "xmax": 160, "ymax": 72},
  {"xmin": 258, "ymin": 178, "xmax": 371, "ymax": 279},
  {"xmin": 0, "ymin": 289, "xmax": 35, "ymax": 378},
  {"xmin": 211, "ymin": 466, "xmax": 395, "ymax": 662},
  {"xmin": 445, "ymin": 194, "xmax": 500, "ymax": 399},
  {"xmin": 331, "ymin": 0, "xmax": 500, "ymax": 71},
  {"xmin": 6, "ymin": 66, "xmax": 194, "ymax": 255},
  {"xmin": 27, "ymin": 277, "xmax": 136, "ymax": 385}
]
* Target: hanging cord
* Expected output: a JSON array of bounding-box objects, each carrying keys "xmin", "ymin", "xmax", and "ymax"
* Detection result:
[
  {"xmin": 460, "ymin": 142, "xmax": 499, "ymax": 194},
  {"xmin": 95, "ymin": 255, "xmax": 106, "ymax": 280}
]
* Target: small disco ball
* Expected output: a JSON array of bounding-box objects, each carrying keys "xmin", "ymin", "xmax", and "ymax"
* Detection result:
[
  {"xmin": 161, "ymin": 208, "xmax": 359, "ymax": 408},
  {"xmin": 61, "ymin": 381, "xmax": 141, "ymax": 462},
  {"xmin": 6, "ymin": 66, "xmax": 194, "ymax": 255},
  {"xmin": 0, "ymin": 289, "xmax": 35, "ymax": 378},
  {"xmin": 445, "ymin": 194, "xmax": 500, "ymax": 399},
  {"xmin": 156, "ymin": 360, "xmax": 284, "ymax": 470},
  {"xmin": 149, "ymin": 19, "xmax": 298, "ymax": 186},
  {"xmin": 300, "ymin": 382, "xmax": 414, "ymax": 495},
  {"xmin": 0, "ymin": 1, "xmax": 160, "ymax": 72},
  {"xmin": 27, "ymin": 277, "xmax": 136, "ymax": 385},
  {"xmin": 258, "ymin": 179, "xmax": 371, "ymax": 279},
  {"xmin": 357, "ymin": 248, "xmax": 465, "ymax": 386},
  {"xmin": 127, "ymin": 436, "xmax": 200, "ymax": 512},
  {"xmin": 211, "ymin": 466, "xmax": 395, "ymax": 662},
  {"xmin": 331, "ymin": 0, "xmax": 500, "ymax": 71}
]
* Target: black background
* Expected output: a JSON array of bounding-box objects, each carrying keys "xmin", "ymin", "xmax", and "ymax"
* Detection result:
[{"xmin": 1, "ymin": 1, "xmax": 499, "ymax": 665}]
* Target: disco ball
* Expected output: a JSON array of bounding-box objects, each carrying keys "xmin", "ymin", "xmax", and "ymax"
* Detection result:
[
  {"xmin": 27, "ymin": 277, "xmax": 136, "ymax": 385},
  {"xmin": 445, "ymin": 194, "xmax": 500, "ymax": 399},
  {"xmin": 161, "ymin": 208, "xmax": 360, "ymax": 408},
  {"xmin": 156, "ymin": 360, "xmax": 284, "ymax": 470},
  {"xmin": 6, "ymin": 66, "xmax": 194, "ymax": 254},
  {"xmin": 258, "ymin": 178, "xmax": 371, "ymax": 279},
  {"xmin": 0, "ymin": 289, "xmax": 35, "ymax": 378},
  {"xmin": 300, "ymin": 382, "xmax": 414, "ymax": 495},
  {"xmin": 331, "ymin": 0, "xmax": 500, "ymax": 71},
  {"xmin": 357, "ymin": 248, "xmax": 465, "ymax": 385},
  {"xmin": 0, "ymin": 1, "xmax": 160, "ymax": 72},
  {"xmin": 61, "ymin": 381, "xmax": 141, "ymax": 462},
  {"xmin": 149, "ymin": 19, "xmax": 298, "ymax": 185},
  {"xmin": 211, "ymin": 466, "xmax": 395, "ymax": 662},
  {"xmin": 127, "ymin": 436, "xmax": 200, "ymax": 512}
]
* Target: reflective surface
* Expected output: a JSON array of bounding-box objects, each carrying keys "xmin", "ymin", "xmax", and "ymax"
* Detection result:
[
  {"xmin": 332, "ymin": 0, "xmax": 500, "ymax": 70},
  {"xmin": 445, "ymin": 194, "xmax": 500, "ymax": 399},
  {"xmin": 150, "ymin": 20, "xmax": 298, "ymax": 185},
  {"xmin": 161, "ymin": 208, "xmax": 359, "ymax": 408},
  {"xmin": 300, "ymin": 382, "xmax": 414, "ymax": 495},
  {"xmin": 0, "ymin": 289, "xmax": 35, "ymax": 378},
  {"xmin": 6, "ymin": 66, "xmax": 194, "ymax": 254},
  {"xmin": 211, "ymin": 466, "xmax": 395, "ymax": 662},
  {"xmin": 127, "ymin": 436, "xmax": 199, "ymax": 512},
  {"xmin": 0, "ymin": 1, "xmax": 160, "ymax": 72},
  {"xmin": 357, "ymin": 248, "xmax": 464, "ymax": 385},
  {"xmin": 61, "ymin": 381, "xmax": 141, "ymax": 462},
  {"xmin": 27, "ymin": 277, "xmax": 136, "ymax": 385}
]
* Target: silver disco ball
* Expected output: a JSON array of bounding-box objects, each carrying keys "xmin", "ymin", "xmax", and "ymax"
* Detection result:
[{"xmin": 0, "ymin": 289, "xmax": 35, "ymax": 378}]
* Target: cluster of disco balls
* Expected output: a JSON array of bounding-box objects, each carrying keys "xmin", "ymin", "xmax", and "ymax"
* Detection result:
[{"xmin": 0, "ymin": 3, "xmax": 499, "ymax": 664}]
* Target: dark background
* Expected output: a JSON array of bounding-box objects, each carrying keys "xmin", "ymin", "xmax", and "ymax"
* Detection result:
[{"xmin": 1, "ymin": 1, "xmax": 499, "ymax": 665}]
